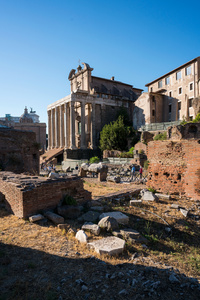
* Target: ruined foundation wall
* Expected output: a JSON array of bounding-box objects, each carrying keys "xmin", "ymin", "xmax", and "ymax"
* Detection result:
[
  {"xmin": 0, "ymin": 172, "xmax": 91, "ymax": 218},
  {"xmin": 147, "ymin": 140, "xmax": 200, "ymax": 200}
]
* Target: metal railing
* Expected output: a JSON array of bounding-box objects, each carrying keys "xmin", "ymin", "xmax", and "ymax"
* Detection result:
[{"xmin": 138, "ymin": 120, "xmax": 181, "ymax": 132}]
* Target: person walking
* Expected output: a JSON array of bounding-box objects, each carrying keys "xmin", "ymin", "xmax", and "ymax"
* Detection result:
[
  {"xmin": 130, "ymin": 165, "xmax": 135, "ymax": 182},
  {"xmin": 139, "ymin": 165, "xmax": 143, "ymax": 179}
]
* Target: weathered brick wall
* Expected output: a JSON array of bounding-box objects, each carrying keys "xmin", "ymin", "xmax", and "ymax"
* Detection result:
[
  {"xmin": 134, "ymin": 142, "xmax": 147, "ymax": 154},
  {"xmin": 147, "ymin": 140, "xmax": 200, "ymax": 200},
  {"xmin": 0, "ymin": 172, "xmax": 91, "ymax": 218},
  {"xmin": 0, "ymin": 128, "xmax": 39, "ymax": 174}
]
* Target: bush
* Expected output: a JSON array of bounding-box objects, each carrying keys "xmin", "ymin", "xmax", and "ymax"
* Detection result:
[
  {"xmin": 144, "ymin": 160, "xmax": 149, "ymax": 170},
  {"xmin": 63, "ymin": 195, "xmax": 77, "ymax": 206},
  {"xmin": 153, "ymin": 132, "xmax": 167, "ymax": 141},
  {"xmin": 192, "ymin": 113, "xmax": 200, "ymax": 123},
  {"xmin": 148, "ymin": 187, "xmax": 157, "ymax": 193},
  {"xmin": 89, "ymin": 156, "xmax": 100, "ymax": 164}
]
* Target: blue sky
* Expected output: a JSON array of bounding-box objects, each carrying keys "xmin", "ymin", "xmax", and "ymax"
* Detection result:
[{"xmin": 1, "ymin": 0, "xmax": 200, "ymax": 125}]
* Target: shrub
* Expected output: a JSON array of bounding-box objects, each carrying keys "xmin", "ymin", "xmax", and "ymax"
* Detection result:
[
  {"xmin": 192, "ymin": 113, "xmax": 200, "ymax": 123},
  {"xmin": 153, "ymin": 131, "xmax": 167, "ymax": 141},
  {"xmin": 144, "ymin": 160, "xmax": 149, "ymax": 170},
  {"xmin": 63, "ymin": 195, "xmax": 77, "ymax": 206},
  {"xmin": 148, "ymin": 187, "xmax": 157, "ymax": 193},
  {"xmin": 89, "ymin": 156, "xmax": 100, "ymax": 164}
]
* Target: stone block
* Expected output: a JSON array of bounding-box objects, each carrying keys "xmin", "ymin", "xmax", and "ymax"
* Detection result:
[
  {"xmin": 78, "ymin": 211, "xmax": 100, "ymax": 223},
  {"xmin": 88, "ymin": 236, "xmax": 125, "ymax": 255},
  {"xmin": 44, "ymin": 211, "xmax": 64, "ymax": 225},
  {"xmin": 57, "ymin": 205, "xmax": 81, "ymax": 219},
  {"xmin": 82, "ymin": 222, "xmax": 100, "ymax": 235},
  {"xmin": 75, "ymin": 230, "xmax": 88, "ymax": 243},
  {"xmin": 99, "ymin": 211, "xmax": 129, "ymax": 225},
  {"xmin": 98, "ymin": 216, "xmax": 119, "ymax": 232},
  {"xmin": 29, "ymin": 214, "xmax": 44, "ymax": 222}
]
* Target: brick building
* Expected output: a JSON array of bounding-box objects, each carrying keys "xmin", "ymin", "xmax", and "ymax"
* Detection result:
[
  {"xmin": 133, "ymin": 57, "xmax": 200, "ymax": 130},
  {"xmin": 0, "ymin": 107, "xmax": 46, "ymax": 151},
  {"xmin": 47, "ymin": 62, "xmax": 143, "ymax": 160}
]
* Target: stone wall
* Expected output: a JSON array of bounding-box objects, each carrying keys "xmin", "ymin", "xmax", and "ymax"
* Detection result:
[
  {"xmin": 0, "ymin": 172, "xmax": 91, "ymax": 218},
  {"xmin": 0, "ymin": 128, "xmax": 39, "ymax": 174},
  {"xmin": 147, "ymin": 140, "xmax": 200, "ymax": 199}
]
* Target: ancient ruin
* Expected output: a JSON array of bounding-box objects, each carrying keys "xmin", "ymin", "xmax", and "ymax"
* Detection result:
[
  {"xmin": 147, "ymin": 123, "xmax": 200, "ymax": 200},
  {"xmin": 0, "ymin": 128, "xmax": 40, "ymax": 174}
]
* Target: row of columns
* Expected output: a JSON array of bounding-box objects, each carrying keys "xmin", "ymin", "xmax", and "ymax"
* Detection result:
[{"xmin": 48, "ymin": 101, "xmax": 96, "ymax": 150}]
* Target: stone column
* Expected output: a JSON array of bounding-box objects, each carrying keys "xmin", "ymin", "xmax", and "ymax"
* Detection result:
[
  {"xmin": 81, "ymin": 101, "xmax": 86, "ymax": 149},
  {"xmin": 60, "ymin": 105, "xmax": 64, "ymax": 147},
  {"xmin": 55, "ymin": 107, "xmax": 59, "ymax": 148},
  {"xmin": 70, "ymin": 101, "xmax": 76, "ymax": 149},
  {"xmin": 51, "ymin": 109, "xmax": 55, "ymax": 148},
  {"xmin": 64, "ymin": 103, "xmax": 68, "ymax": 148},
  {"xmin": 48, "ymin": 110, "xmax": 51, "ymax": 150},
  {"xmin": 90, "ymin": 102, "xmax": 96, "ymax": 149}
]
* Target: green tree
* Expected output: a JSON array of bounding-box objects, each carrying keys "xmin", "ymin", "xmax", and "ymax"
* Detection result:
[{"xmin": 100, "ymin": 116, "xmax": 129, "ymax": 151}]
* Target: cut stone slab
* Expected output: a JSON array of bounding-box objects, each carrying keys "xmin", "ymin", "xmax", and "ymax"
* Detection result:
[
  {"xmin": 107, "ymin": 176, "xmax": 121, "ymax": 183},
  {"xmin": 112, "ymin": 228, "xmax": 148, "ymax": 244},
  {"xmin": 44, "ymin": 211, "xmax": 64, "ymax": 225},
  {"xmin": 90, "ymin": 206, "xmax": 104, "ymax": 212},
  {"xmin": 75, "ymin": 230, "xmax": 88, "ymax": 243},
  {"xmin": 130, "ymin": 200, "xmax": 142, "ymax": 205},
  {"xmin": 140, "ymin": 190, "xmax": 158, "ymax": 201},
  {"xmin": 180, "ymin": 208, "xmax": 189, "ymax": 217},
  {"xmin": 155, "ymin": 193, "xmax": 171, "ymax": 200},
  {"xmin": 82, "ymin": 222, "xmax": 100, "ymax": 235},
  {"xmin": 98, "ymin": 216, "xmax": 119, "ymax": 232},
  {"xmin": 99, "ymin": 211, "xmax": 129, "ymax": 225},
  {"xmin": 57, "ymin": 205, "xmax": 81, "ymax": 219},
  {"xmin": 88, "ymin": 236, "xmax": 125, "ymax": 255},
  {"xmin": 78, "ymin": 211, "xmax": 100, "ymax": 223},
  {"xmin": 29, "ymin": 214, "xmax": 44, "ymax": 222},
  {"xmin": 171, "ymin": 203, "xmax": 180, "ymax": 209}
]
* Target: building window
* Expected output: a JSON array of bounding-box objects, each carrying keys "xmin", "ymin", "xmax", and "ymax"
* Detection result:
[
  {"xmin": 169, "ymin": 91, "xmax": 172, "ymax": 97},
  {"xmin": 176, "ymin": 71, "xmax": 182, "ymax": 80},
  {"xmin": 150, "ymin": 87, "xmax": 153, "ymax": 92},
  {"xmin": 158, "ymin": 80, "xmax": 162, "ymax": 88},
  {"xmin": 189, "ymin": 98, "xmax": 193, "ymax": 107},
  {"xmin": 185, "ymin": 65, "xmax": 191, "ymax": 76},
  {"xmin": 179, "ymin": 87, "xmax": 182, "ymax": 94},
  {"xmin": 189, "ymin": 82, "xmax": 193, "ymax": 91},
  {"xmin": 169, "ymin": 104, "xmax": 172, "ymax": 113},
  {"xmin": 78, "ymin": 122, "xmax": 81, "ymax": 135},
  {"xmin": 152, "ymin": 96, "xmax": 155, "ymax": 102},
  {"xmin": 152, "ymin": 109, "xmax": 155, "ymax": 116},
  {"xmin": 165, "ymin": 76, "xmax": 170, "ymax": 85},
  {"xmin": 178, "ymin": 101, "xmax": 181, "ymax": 110}
]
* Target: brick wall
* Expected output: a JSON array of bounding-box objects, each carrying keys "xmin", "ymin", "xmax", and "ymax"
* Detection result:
[
  {"xmin": 0, "ymin": 128, "xmax": 39, "ymax": 174},
  {"xmin": 147, "ymin": 140, "xmax": 200, "ymax": 200},
  {"xmin": 0, "ymin": 172, "xmax": 91, "ymax": 218}
]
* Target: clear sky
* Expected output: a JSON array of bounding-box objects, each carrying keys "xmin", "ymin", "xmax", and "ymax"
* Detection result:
[{"xmin": 1, "ymin": 0, "xmax": 200, "ymax": 125}]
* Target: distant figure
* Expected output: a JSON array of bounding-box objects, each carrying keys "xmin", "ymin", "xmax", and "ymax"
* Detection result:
[
  {"xmin": 130, "ymin": 165, "xmax": 135, "ymax": 181},
  {"xmin": 139, "ymin": 165, "xmax": 143, "ymax": 179},
  {"xmin": 75, "ymin": 164, "xmax": 78, "ymax": 170}
]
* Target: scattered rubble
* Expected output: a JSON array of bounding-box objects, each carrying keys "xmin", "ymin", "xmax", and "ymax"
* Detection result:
[{"xmin": 98, "ymin": 216, "xmax": 119, "ymax": 232}]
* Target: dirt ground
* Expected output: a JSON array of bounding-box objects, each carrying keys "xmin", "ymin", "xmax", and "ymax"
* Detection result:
[{"xmin": 0, "ymin": 177, "xmax": 200, "ymax": 300}]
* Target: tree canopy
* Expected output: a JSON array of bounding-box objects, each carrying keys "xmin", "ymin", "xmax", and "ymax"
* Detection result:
[{"xmin": 99, "ymin": 115, "xmax": 139, "ymax": 151}]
